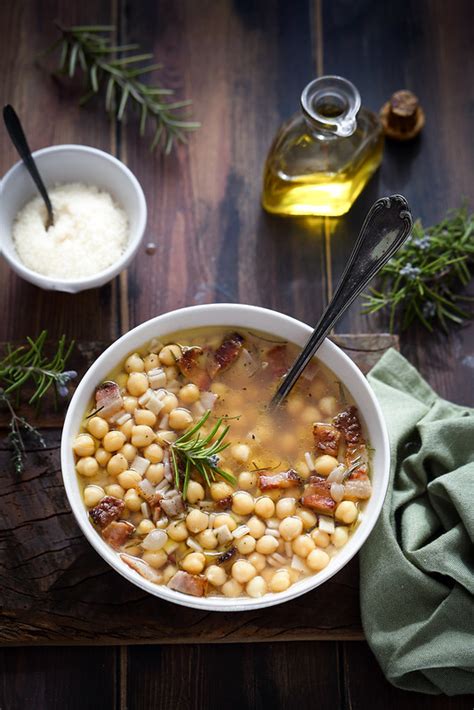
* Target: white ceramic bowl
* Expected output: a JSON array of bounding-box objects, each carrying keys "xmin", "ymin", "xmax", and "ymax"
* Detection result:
[
  {"xmin": 0, "ymin": 144, "xmax": 147, "ymax": 292},
  {"xmin": 61, "ymin": 304, "xmax": 390, "ymax": 611}
]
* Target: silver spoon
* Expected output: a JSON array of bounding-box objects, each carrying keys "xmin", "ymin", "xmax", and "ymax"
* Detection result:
[
  {"xmin": 3, "ymin": 104, "xmax": 54, "ymax": 229},
  {"xmin": 270, "ymin": 194, "xmax": 413, "ymax": 408}
]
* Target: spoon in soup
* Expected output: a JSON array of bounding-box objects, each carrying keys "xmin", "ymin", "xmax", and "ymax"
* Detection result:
[
  {"xmin": 270, "ymin": 194, "xmax": 413, "ymax": 408},
  {"xmin": 3, "ymin": 104, "xmax": 54, "ymax": 229}
]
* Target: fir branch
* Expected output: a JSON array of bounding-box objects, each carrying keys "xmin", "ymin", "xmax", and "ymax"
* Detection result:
[
  {"xmin": 362, "ymin": 206, "xmax": 474, "ymax": 332},
  {"xmin": 41, "ymin": 23, "xmax": 200, "ymax": 154}
]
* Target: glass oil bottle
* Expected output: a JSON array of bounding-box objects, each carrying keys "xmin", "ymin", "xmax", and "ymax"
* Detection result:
[{"xmin": 262, "ymin": 76, "xmax": 384, "ymax": 217}]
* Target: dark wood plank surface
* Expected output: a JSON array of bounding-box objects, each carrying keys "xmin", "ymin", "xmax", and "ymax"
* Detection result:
[{"xmin": 0, "ymin": 0, "xmax": 472, "ymax": 707}]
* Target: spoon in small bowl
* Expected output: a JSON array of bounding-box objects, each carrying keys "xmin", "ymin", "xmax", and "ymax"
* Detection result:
[
  {"xmin": 3, "ymin": 104, "xmax": 54, "ymax": 229},
  {"xmin": 270, "ymin": 194, "xmax": 413, "ymax": 408}
]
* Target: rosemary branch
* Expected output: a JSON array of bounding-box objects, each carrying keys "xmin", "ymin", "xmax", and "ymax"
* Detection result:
[
  {"xmin": 362, "ymin": 206, "xmax": 474, "ymax": 332},
  {"xmin": 170, "ymin": 410, "xmax": 236, "ymax": 496},
  {"xmin": 42, "ymin": 23, "xmax": 200, "ymax": 154}
]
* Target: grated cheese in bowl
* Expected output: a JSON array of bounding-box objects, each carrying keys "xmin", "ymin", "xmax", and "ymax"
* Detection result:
[{"xmin": 12, "ymin": 182, "xmax": 129, "ymax": 280}]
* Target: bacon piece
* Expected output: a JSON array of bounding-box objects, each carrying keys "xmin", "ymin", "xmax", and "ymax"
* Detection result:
[
  {"xmin": 344, "ymin": 476, "xmax": 372, "ymax": 500},
  {"xmin": 94, "ymin": 381, "xmax": 123, "ymax": 420},
  {"xmin": 266, "ymin": 344, "xmax": 289, "ymax": 378},
  {"xmin": 301, "ymin": 476, "xmax": 336, "ymax": 515},
  {"xmin": 217, "ymin": 546, "xmax": 236, "ymax": 565},
  {"xmin": 333, "ymin": 406, "xmax": 365, "ymax": 457},
  {"xmin": 313, "ymin": 423, "xmax": 341, "ymax": 457},
  {"xmin": 160, "ymin": 493, "xmax": 185, "ymax": 518},
  {"xmin": 259, "ymin": 468, "xmax": 301, "ymax": 491},
  {"xmin": 168, "ymin": 570, "xmax": 208, "ymax": 597},
  {"xmin": 89, "ymin": 496, "xmax": 125, "ymax": 528},
  {"xmin": 208, "ymin": 332, "xmax": 244, "ymax": 378},
  {"xmin": 216, "ymin": 495, "xmax": 232, "ymax": 510},
  {"xmin": 120, "ymin": 553, "xmax": 162, "ymax": 583},
  {"xmin": 102, "ymin": 520, "xmax": 135, "ymax": 549},
  {"xmin": 177, "ymin": 348, "xmax": 211, "ymax": 389}
]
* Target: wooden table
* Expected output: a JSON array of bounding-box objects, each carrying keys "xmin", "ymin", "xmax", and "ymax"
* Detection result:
[{"xmin": 0, "ymin": 0, "xmax": 472, "ymax": 707}]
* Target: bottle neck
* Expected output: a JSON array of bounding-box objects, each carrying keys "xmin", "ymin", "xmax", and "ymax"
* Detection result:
[{"xmin": 301, "ymin": 76, "xmax": 361, "ymax": 138}]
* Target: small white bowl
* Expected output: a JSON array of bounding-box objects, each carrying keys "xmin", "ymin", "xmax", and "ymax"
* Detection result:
[
  {"xmin": 0, "ymin": 144, "xmax": 147, "ymax": 292},
  {"xmin": 61, "ymin": 304, "xmax": 390, "ymax": 611}
]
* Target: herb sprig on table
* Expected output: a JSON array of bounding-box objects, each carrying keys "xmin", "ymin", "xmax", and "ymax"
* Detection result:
[
  {"xmin": 363, "ymin": 206, "xmax": 474, "ymax": 332},
  {"xmin": 0, "ymin": 332, "xmax": 76, "ymax": 473},
  {"xmin": 170, "ymin": 410, "xmax": 236, "ymax": 496},
  {"xmin": 42, "ymin": 23, "xmax": 200, "ymax": 154}
]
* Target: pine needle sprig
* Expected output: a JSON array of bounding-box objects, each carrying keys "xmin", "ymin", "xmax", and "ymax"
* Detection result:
[
  {"xmin": 362, "ymin": 206, "xmax": 474, "ymax": 332},
  {"xmin": 170, "ymin": 410, "xmax": 236, "ymax": 496},
  {"xmin": 42, "ymin": 23, "xmax": 200, "ymax": 154}
]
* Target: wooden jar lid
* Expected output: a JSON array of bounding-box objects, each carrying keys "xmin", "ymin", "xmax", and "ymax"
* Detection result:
[{"xmin": 380, "ymin": 90, "xmax": 425, "ymax": 140}]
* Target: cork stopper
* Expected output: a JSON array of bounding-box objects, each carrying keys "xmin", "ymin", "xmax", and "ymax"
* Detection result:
[{"xmin": 380, "ymin": 90, "xmax": 425, "ymax": 140}]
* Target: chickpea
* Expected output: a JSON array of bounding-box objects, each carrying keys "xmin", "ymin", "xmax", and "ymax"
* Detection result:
[
  {"xmin": 231, "ymin": 443, "xmax": 250, "ymax": 463},
  {"xmin": 121, "ymin": 443, "xmax": 137, "ymax": 463},
  {"xmin": 83, "ymin": 485, "xmax": 105, "ymax": 507},
  {"xmin": 107, "ymin": 453, "xmax": 129, "ymax": 477},
  {"xmin": 247, "ymin": 515, "xmax": 266, "ymax": 539},
  {"xmin": 73, "ymin": 433, "xmax": 95, "ymax": 457},
  {"xmin": 275, "ymin": 497, "xmax": 296, "ymax": 519},
  {"xmin": 292, "ymin": 534, "xmax": 315, "ymax": 558},
  {"xmin": 179, "ymin": 383, "xmax": 200, "ymax": 404},
  {"xmin": 136, "ymin": 519, "xmax": 155, "ymax": 536},
  {"xmin": 256, "ymin": 535, "xmax": 279, "ymax": 555},
  {"xmin": 332, "ymin": 526, "xmax": 349, "ymax": 548},
  {"xmin": 181, "ymin": 552, "xmax": 205, "ymax": 574},
  {"xmin": 222, "ymin": 579, "xmax": 243, "ymax": 597},
  {"xmin": 205, "ymin": 565, "xmax": 227, "ymax": 587},
  {"xmin": 95, "ymin": 448, "xmax": 112, "ymax": 467},
  {"xmin": 232, "ymin": 560, "xmax": 257, "ymax": 584},
  {"xmin": 125, "ymin": 353, "xmax": 145, "ymax": 373},
  {"xmin": 169, "ymin": 407, "xmax": 193, "ymax": 431},
  {"xmin": 134, "ymin": 409, "xmax": 157, "ymax": 427},
  {"xmin": 87, "ymin": 416, "xmax": 109, "ymax": 440},
  {"xmin": 307, "ymin": 548, "xmax": 330, "ymax": 571},
  {"xmin": 162, "ymin": 564, "xmax": 178, "ymax": 584},
  {"xmin": 155, "ymin": 430, "xmax": 177, "ymax": 446},
  {"xmin": 166, "ymin": 521, "xmax": 188, "ymax": 542},
  {"xmin": 248, "ymin": 552, "xmax": 266, "ymax": 572},
  {"xmin": 186, "ymin": 509, "xmax": 209, "ymax": 533},
  {"xmin": 119, "ymin": 419, "xmax": 134, "ymax": 441},
  {"xmin": 146, "ymin": 463, "xmax": 165, "ymax": 484},
  {"xmin": 124, "ymin": 489, "xmax": 142, "ymax": 512},
  {"xmin": 142, "ymin": 550, "xmax": 167, "ymax": 569},
  {"xmin": 126, "ymin": 372, "xmax": 149, "ymax": 397},
  {"xmin": 103, "ymin": 430, "xmax": 126, "ymax": 453},
  {"xmin": 296, "ymin": 509, "xmax": 317, "ymax": 530},
  {"xmin": 131, "ymin": 424, "xmax": 155, "ymax": 448},
  {"xmin": 294, "ymin": 460, "xmax": 312, "ymax": 480},
  {"xmin": 300, "ymin": 405, "xmax": 322, "ymax": 425},
  {"xmin": 320, "ymin": 395, "xmax": 337, "ymax": 417},
  {"xmin": 186, "ymin": 480, "xmax": 205, "ymax": 504},
  {"xmin": 76, "ymin": 456, "xmax": 99, "ymax": 477},
  {"xmin": 279, "ymin": 516, "xmax": 303, "ymax": 541},
  {"xmin": 143, "ymin": 353, "xmax": 160, "ymax": 372},
  {"xmin": 213, "ymin": 514, "xmax": 236, "ymax": 532},
  {"xmin": 210, "ymin": 382, "xmax": 228, "ymax": 397},
  {"xmin": 254, "ymin": 497, "xmax": 275, "ymax": 520},
  {"xmin": 246, "ymin": 576, "xmax": 268, "ymax": 598},
  {"xmin": 311, "ymin": 529, "xmax": 330, "ymax": 548},
  {"xmin": 265, "ymin": 489, "xmax": 283, "ymax": 502},
  {"xmin": 236, "ymin": 535, "xmax": 256, "ymax": 555},
  {"xmin": 118, "ymin": 469, "xmax": 142, "ymax": 489},
  {"xmin": 314, "ymin": 455, "xmax": 339, "ymax": 477},
  {"xmin": 269, "ymin": 569, "xmax": 291, "ymax": 593},
  {"xmin": 232, "ymin": 491, "xmax": 255, "ymax": 516},
  {"xmin": 335, "ymin": 501, "xmax": 358, "ymax": 524},
  {"xmin": 161, "ymin": 393, "xmax": 179, "ymax": 414},
  {"xmin": 123, "ymin": 396, "xmax": 138, "ymax": 414},
  {"xmin": 142, "ymin": 443, "xmax": 163, "ymax": 464},
  {"xmin": 238, "ymin": 471, "xmax": 258, "ymax": 491},
  {"xmin": 159, "ymin": 344, "xmax": 182, "ymax": 366},
  {"xmin": 210, "ymin": 481, "xmax": 234, "ymax": 501},
  {"xmin": 105, "ymin": 483, "xmax": 125, "ymax": 499},
  {"xmin": 197, "ymin": 529, "xmax": 218, "ymax": 550},
  {"xmin": 286, "ymin": 395, "xmax": 304, "ymax": 416}
]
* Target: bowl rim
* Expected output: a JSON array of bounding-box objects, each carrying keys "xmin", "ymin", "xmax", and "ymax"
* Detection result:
[
  {"xmin": 61, "ymin": 303, "xmax": 390, "ymax": 611},
  {"xmin": 0, "ymin": 144, "xmax": 147, "ymax": 292}
]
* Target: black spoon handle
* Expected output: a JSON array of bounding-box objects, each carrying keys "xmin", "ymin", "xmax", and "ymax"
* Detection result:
[
  {"xmin": 3, "ymin": 104, "xmax": 54, "ymax": 226},
  {"xmin": 270, "ymin": 195, "xmax": 413, "ymax": 408}
]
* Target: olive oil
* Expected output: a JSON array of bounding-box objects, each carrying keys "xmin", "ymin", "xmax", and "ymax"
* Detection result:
[{"xmin": 262, "ymin": 76, "xmax": 384, "ymax": 217}]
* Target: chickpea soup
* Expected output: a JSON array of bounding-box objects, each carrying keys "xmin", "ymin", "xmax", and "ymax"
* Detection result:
[{"xmin": 73, "ymin": 327, "xmax": 372, "ymax": 599}]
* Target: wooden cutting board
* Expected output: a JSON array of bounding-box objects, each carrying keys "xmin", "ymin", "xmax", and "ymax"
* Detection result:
[{"xmin": 0, "ymin": 334, "xmax": 397, "ymax": 646}]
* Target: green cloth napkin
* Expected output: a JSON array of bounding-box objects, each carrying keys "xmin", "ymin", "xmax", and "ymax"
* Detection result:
[{"xmin": 360, "ymin": 348, "xmax": 474, "ymax": 696}]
